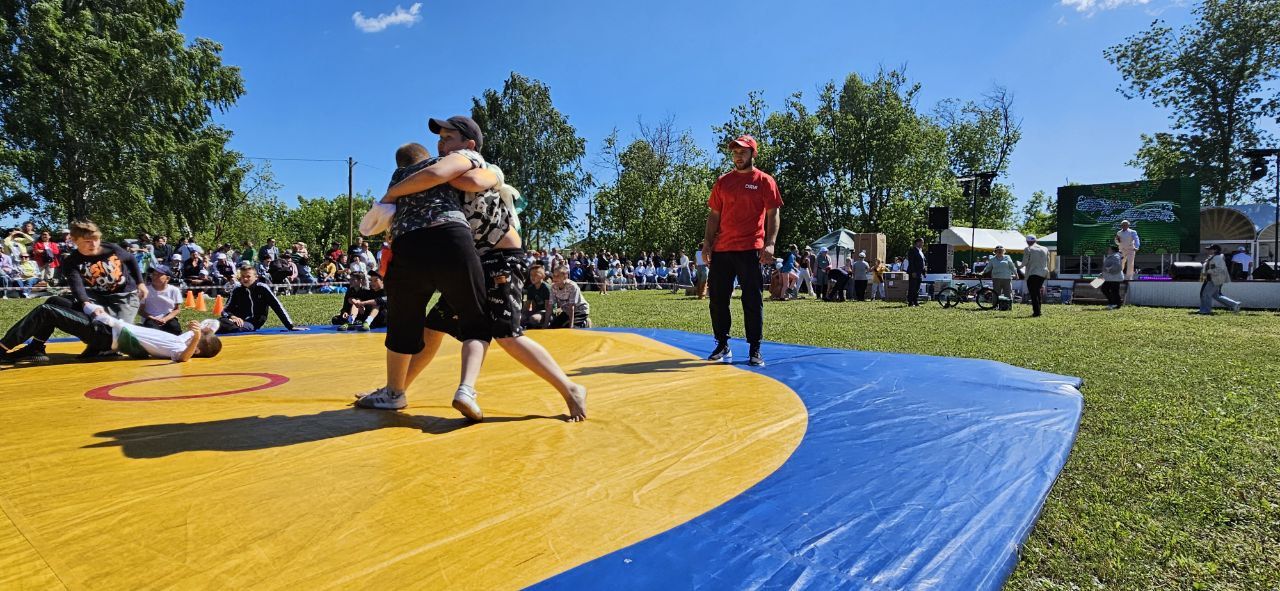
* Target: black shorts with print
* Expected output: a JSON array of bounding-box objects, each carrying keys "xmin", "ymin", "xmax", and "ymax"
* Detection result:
[{"xmin": 425, "ymin": 248, "xmax": 527, "ymax": 340}]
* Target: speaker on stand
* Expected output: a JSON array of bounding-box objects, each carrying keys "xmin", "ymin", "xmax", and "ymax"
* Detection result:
[
  {"xmin": 927, "ymin": 243, "xmax": 952, "ymax": 274},
  {"xmin": 928, "ymin": 207, "xmax": 950, "ymax": 231}
]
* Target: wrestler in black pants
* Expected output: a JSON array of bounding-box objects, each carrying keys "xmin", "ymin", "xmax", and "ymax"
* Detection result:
[
  {"xmin": 1, "ymin": 296, "xmax": 113, "ymax": 352},
  {"xmin": 708, "ymin": 250, "xmax": 764, "ymax": 346},
  {"xmin": 384, "ymin": 224, "xmax": 490, "ymax": 355},
  {"xmin": 1026, "ymin": 274, "xmax": 1046, "ymax": 316}
]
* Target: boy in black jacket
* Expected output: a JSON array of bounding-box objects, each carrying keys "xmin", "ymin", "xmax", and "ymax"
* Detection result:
[{"xmin": 218, "ymin": 266, "xmax": 308, "ymax": 334}]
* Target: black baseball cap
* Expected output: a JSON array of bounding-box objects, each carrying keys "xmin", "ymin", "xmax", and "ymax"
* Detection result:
[{"xmin": 428, "ymin": 115, "xmax": 483, "ymax": 150}]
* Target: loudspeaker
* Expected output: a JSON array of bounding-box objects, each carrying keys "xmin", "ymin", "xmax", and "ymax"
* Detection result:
[
  {"xmin": 927, "ymin": 207, "xmax": 950, "ymax": 231},
  {"xmin": 1254, "ymin": 261, "xmax": 1278, "ymax": 280},
  {"xmin": 927, "ymin": 243, "xmax": 951, "ymax": 273},
  {"xmin": 1170, "ymin": 261, "xmax": 1203, "ymax": 280}
]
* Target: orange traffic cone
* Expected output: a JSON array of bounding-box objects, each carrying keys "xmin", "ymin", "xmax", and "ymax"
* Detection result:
[
  {"xmin": 211, "ymin": 295, "xmax": 225, "ymax": 316},
  {"xmin": 183, "ymin": 290, "xmax": 195, "ymax": 309},
  {"xmin": 195, "ymin": 291, "xmax": 208, "ymax": 312}
]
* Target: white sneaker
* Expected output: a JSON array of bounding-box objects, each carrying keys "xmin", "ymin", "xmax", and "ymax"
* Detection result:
[
  {"xmin": 1231, "ymin": 303, "xmax": 1242, "ymax": 313},
  {"xmin": 452, "ymin": 386, "xmax": 484, "ymax": 421},
  {"xmin": 354, "ymin": 387, "xmax": 406, "ymax": 410}
]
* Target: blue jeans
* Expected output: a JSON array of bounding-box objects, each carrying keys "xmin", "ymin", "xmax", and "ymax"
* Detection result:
[{"xmin": 1199, "ymin": 281, "xmax": 1240, "ymax": 314}]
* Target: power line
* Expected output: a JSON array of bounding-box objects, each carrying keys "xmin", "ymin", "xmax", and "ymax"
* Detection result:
[{"xmin": 242, "ymin": 156, "xmax": 348, "ymax": 163}]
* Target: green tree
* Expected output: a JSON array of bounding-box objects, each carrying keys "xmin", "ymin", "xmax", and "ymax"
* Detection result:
[
  {"xmin": 1019, "ymin": 190, "xmax": 1058, "ymax": 237},
  {"xmin": 824, "ymin": 68, "xmax": 952, "ymax": 255},
  {"xmin": 281, "ymin": 192, "xmax": 374, "ymax": 265},
  {"xmin": 1105, "ymin": 0, "xmax": 1280, "ymax": 205},
  {"xmin": 470, "ymin": 72, "xmax": 589, "ymax": 249},
  {"xmin": 934, "ymin": 87, "xmax": 1022, "ymax": 229},
  {"xmin": 0, "ymin": 0, "xmax": 247, "ymax": 227},
  {"xmin": 1127, "ymin": 132, "xmax": 1197, "ymax": 181},
  {"xmin": 590, "ymin": 119, "xmax": 716, "ymax": 256}
]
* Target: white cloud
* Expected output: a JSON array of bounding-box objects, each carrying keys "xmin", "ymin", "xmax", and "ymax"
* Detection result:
[
  {"xmin": 352, "ymin": 3, "xmax": 422, "ymax": 33},
  {"xmin": 1060, "ymin": 0, "xmax": 1151, "ymax": 15}
]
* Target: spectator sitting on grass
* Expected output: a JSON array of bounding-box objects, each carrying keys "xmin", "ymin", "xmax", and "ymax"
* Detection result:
[
  {"xmin": 317, "ymin": 256, "xmax": 338, "ymax": 285},
  {"xmin": 335, "ymin": 271, "xmax": 387, "ymax": 331},
  {"xmin": 0, "ymin": 250, "xmax": 23, "ymax": 299},
  {"xmin": 268, "ymin": 251, "xmax": 297, "ymax": 294},
  {"xmin": 346, "ymin": 251, "xmax": 368, "ymax": 276},
  {"xmin": 14, "ymin": 253, "xmax": 40, "ymax": 298},
  {"xmin": 549, "ymin": 264, "xmax": 590, "ymax": 328},
  {"xmin": 140, "ymin": 268, "xmax": 184, "ymax": 335},
  {"xmin": 218, "ymin": 265, "xmax": 306, "ymax": 334},
  {"xmin": 164, "ymin": 254, "xmax": 185, "ymax": 287},
  {"xmin": 255, "ymin": 254, "xmax": 272, "ymax": 285},
  {"xmin": 523, "ymin": 264, "xmax": 553, "ymax": 329},
  {"xmin": 211, "ymin": 252, "xmax": 235, "ymax": 287},
  {"xmin": 182, "ymin": 251, "xmax": 213, "ymax": 290}
]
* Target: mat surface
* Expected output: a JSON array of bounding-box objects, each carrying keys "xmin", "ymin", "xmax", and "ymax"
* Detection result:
[{"xmin": 0, "ymin": 328, "xmax": 1082, "ymax": 590}]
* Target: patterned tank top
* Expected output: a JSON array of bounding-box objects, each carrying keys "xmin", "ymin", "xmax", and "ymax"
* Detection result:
[{"xmin": 388, "ymin": 154, "xmax": 479, "ymax": 240}]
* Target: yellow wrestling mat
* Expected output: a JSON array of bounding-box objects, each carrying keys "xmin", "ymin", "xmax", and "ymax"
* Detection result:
[{"xmin": 0, "ymin": 330, "xmax": 807, "ymax": 590}]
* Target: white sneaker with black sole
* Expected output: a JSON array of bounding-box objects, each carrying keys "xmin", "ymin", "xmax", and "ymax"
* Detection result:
[{"xmin": 354, "ymin": 387, "xmax": 406, "ymax": 410}]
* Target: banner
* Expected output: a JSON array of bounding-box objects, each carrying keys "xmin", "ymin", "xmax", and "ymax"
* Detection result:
[{"xmin": 1057, "ymin": 178, "xmax": 1200, "ymax": 256}]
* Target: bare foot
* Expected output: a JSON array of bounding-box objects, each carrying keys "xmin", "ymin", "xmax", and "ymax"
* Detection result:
[{"xmin": 563, "ymin": 383, "xmax": 587, "ymax": 422}]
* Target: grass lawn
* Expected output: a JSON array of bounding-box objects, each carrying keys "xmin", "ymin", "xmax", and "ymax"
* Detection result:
[{"xmin": 2, "ymin": 290, "xmax": 1277, "ymax": 589}]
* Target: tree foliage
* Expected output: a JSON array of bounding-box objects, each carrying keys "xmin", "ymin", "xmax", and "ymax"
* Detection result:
[
  {"xmin": 471, "ymin": 72, "xmax": 589, "ymax": 250},
  {"xmin": 1106, "ymin": 0, "xmax": 1280, "ymax": 205},
  {"xmin": 0, "ymin": 0, "xmax": 247, "ymax": 226},
  {"xmin": 1020, "ymin": 190, "xmax": 1058, "ymax": 237},
  {"xmin": 589, "ymin": 118, "xmax": 715, "ymax": 255},
  {"xmin": 703, "ymin": 69, "xmax": 1019, "ymax": 258}
]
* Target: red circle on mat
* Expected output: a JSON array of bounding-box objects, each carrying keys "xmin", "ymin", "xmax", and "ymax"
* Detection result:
[{"xmin": 85, "ymin": 373, "xmax": 289, "ymax": 402}]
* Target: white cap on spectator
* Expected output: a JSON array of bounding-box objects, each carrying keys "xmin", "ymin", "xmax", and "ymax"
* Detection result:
[
  {"xmin": 215, "ymin": 253, "xmax": 226, "ymax": 260},
  {"xmin": 1026, "ymin": 235, "xmax": 1037, "ymax": 242},
  {"xmin": 171, "ymin": 254, "xmax": 182, "ymax": 261}
]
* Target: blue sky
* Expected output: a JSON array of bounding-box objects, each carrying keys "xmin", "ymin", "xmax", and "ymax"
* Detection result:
[{"xmin": 176, "ymin": 0, "xmax": 1212, "ymax": 230}]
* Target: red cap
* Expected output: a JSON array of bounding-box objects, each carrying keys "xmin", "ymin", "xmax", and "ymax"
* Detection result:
[{"xmin": 728, "ymin": 134, "xmax": 758, "ymax": 154}]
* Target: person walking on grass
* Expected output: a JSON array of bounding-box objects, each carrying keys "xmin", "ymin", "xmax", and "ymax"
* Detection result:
[
  {"xmin": 703, "ymin": 134, "xmax": 782, "ymax": 367},
  {"xmin": 1199, "ymin": 244, "xmax": 1242, "ymax": 315},
  {"xmin": 983, "ymin": 245, "xmax": 1019, "ymax": 307},
  {"xmin": 1023, "ymin": 235, "xmax": 1050, "ymax": 317},
  {"xmin": 1101, "ymin": 245, "xmax": 1125, "ymax": 310}
]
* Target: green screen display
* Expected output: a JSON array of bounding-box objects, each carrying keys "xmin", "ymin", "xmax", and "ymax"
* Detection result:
[{"xmin": 1057, "ymin": 178, "xmax": 1200, "ymax": 256}]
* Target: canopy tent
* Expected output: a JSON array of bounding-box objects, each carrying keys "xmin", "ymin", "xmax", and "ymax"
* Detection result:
[
  {"xmin": 1037, "ymin": 232, "xmax": 1058, "ymax": 250},
  {"xmin": 941, "ymin": 226, "xmax": 1030, "ymax": 252},
  {"xmin": 809, "ymin": 229, "xmax": 859, "ymax": 268},
  {"xmin": 809, "ymin": 229, "xmax": 857, "ymax": 252}
]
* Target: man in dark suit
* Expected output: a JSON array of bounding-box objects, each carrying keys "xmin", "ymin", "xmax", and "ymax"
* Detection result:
[{"xmin": 906, "ymin": 238, "xmax": 928, "ymax": 307}]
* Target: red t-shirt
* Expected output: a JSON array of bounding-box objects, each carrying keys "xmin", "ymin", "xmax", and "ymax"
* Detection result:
[{"xmin": 708, "ymin": 168, "xmax": 783, "ymax": 252}]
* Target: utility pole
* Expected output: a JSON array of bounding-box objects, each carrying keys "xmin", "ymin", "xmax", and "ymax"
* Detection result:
[{"xmin": 347, "ymin": 157, "xmax": 355, "ymax": 248}]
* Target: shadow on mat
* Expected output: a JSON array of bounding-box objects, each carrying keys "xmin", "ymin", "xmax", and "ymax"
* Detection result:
[
  {"xmin": 569, "ymin": 358, "xmax": 707, "ymax": 376},
  {"xmin": 83, "ymin": 409, "xmax": 554, "ymax": 458}
]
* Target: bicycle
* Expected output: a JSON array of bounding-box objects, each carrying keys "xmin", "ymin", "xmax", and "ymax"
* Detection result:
[{"xmin": 934, "ymin": 279, "xmax": 998, "ymax": 310}]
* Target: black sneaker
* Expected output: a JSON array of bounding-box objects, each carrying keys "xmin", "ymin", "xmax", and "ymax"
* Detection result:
[
  {"xmin": 11, "ymin": 343, "xmax": 49, "ymax": 363},
  {"xmin": 748, "ymin": 346, "xmax": 765, "ymax": 367},
  {"xmin": 707, "ymin": 342, "xmax": 732, "ymax": 362}
]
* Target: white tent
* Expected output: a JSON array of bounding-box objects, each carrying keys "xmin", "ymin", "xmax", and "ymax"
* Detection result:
[{"xmin": 940, "ymin": 226, "xmax": 1031, "ymax": 252}]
